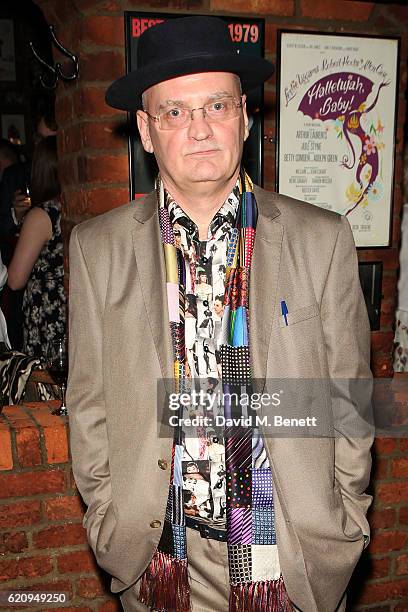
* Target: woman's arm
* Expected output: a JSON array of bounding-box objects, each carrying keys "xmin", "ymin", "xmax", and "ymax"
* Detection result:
[{"xmin": 7, "ymin": 207, "xmax": 52, "ymax": 290}]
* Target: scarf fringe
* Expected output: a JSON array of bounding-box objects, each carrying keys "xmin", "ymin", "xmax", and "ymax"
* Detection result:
[
  {"xmin": 229, "ymin": 576, "xmax": 292, "ymax": 612},
  {"xmin": 138, "ymin": 550, "xmax": 191, "ymax": 612}
]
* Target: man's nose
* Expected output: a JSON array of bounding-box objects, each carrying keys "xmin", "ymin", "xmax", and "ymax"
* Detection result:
[{"xmin": 187, "ymin": 108, "xmax": 214, "ymax": 140}]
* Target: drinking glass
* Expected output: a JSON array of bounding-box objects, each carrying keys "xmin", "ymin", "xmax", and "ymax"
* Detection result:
[{"xmin": 47, "ymin": 337, "xmax": 68, "ymax": 416}]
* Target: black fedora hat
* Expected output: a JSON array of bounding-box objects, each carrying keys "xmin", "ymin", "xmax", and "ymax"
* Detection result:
[{"xmin": 105, "ymin": 16, "xmax": 274, "ymax": 111}]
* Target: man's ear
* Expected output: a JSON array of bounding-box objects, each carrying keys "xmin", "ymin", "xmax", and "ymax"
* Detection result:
[
  {"xmin": 136, "ymin": 110, "xmax": 154, "ymax": 153},
  {"xmin": 242, "ymin": 95, "xmax": 249, "ymax": 142}
]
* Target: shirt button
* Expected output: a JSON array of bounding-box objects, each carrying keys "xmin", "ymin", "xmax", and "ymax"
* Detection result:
[
  {"xmin": 203, "ymin": 300, "xmax": 209, "ymax": 307},
  {"xmin": 158, "ymin": 459, "xmax": 168, "ymax": 470},
  {"xmin": 150, "ymin": 520, "xmax": 162, "ymax": 528},
  {"xmin": 202, "ymin": 256, "xmax": 208, "ymax": 263}
]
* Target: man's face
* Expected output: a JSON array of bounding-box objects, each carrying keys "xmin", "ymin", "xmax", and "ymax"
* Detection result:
[{"xmin": 137, "ymin": 72, "xmax": 249, "ymax": 194}]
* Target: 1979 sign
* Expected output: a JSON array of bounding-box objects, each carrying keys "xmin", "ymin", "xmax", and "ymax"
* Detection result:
[
  {"xmin": 228, "ymin": 23, "xmax": 258, "ymax": 43},
  {"xmin": 131, "ymin": 18, "xmax": 259, "ymax": 44}
]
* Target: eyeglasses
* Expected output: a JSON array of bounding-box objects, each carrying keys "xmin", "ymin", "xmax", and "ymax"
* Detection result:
[{"xmin": 144, "ymin": 96, "xmax": 243, "ymax": 130}]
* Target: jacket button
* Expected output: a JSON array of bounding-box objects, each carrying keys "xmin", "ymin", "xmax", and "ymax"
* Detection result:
[
  {"xmin": 158, "ymin": 459, "xmax": 168, "ymax": 470},
  {"xmin": 150, "ymin": 520, "xmax": 162, "ymax": 528}
]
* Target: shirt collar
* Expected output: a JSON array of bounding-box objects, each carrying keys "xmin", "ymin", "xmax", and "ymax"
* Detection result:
[{"xmin": 164, "ymin": 179, "xmax": 240, "ymax": 241}]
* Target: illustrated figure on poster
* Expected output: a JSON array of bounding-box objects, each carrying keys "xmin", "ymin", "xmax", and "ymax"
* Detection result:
[
  {"xmin": 299, "ymin": 73, "xmax": 389, "ymax": 216},
  {"xmin": 340, "ymin": 80, "xmax": 389, "ymax": 216}
]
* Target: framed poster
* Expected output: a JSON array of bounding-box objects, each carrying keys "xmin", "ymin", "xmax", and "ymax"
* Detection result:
[
  {"xmin": 277, "ymin": 31, "xmax": 399, "ymax": 247},
  {"xmin": 125, "ymin": 12, "xmax": 266, "ymax": 198},
  {"xmin": 1, "ymin": 114, "xmax": 25, "ymax": 145},
  {"xmin": 0, "ymin": 20, "xmax": 16, "ymax": 81}
]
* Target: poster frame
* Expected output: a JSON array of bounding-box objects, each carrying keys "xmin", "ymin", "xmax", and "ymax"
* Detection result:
[{"xmin": 276, "ymin": 29, "xmax": 400, "ymax": 249}]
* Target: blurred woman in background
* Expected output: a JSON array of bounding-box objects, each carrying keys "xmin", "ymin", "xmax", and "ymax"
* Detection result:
[{"xmin": 7, "ymin": 136, "xmax": 66, "ymax": 360}]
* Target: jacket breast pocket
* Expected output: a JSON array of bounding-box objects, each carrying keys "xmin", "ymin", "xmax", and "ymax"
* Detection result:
[{"xmin": 279, "ymin": 302, "xmax": 320, "ymax": 328}]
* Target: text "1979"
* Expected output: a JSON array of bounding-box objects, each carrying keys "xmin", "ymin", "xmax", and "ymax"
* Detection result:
[{"xmin": 228, "ymin": 23, "xmax": 259, "ymax": 44}]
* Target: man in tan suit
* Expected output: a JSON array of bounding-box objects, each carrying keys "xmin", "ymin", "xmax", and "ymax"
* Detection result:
[{"xmin": 67, "ymin": 16, "xmax": 373, "ymax": 612}]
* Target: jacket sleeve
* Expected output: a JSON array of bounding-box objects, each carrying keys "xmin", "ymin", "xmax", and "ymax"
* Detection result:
[
  {"xmin": 66, "ymin": 225, "xmax": 112, "ymax": 553},
  {"xmin": 321, "ymin": 215, "xmax": 373, "ymax": 547}
]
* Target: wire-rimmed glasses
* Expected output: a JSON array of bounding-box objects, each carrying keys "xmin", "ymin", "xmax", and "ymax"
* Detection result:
[{"xmin": 144, "ymin": 96, "xmax": 243, "ymax": 130}]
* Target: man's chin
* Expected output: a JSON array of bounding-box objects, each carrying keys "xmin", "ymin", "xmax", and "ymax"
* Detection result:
[{"xmin": 186, "ymin": 160, "xmax": 232, "ymax": 184}]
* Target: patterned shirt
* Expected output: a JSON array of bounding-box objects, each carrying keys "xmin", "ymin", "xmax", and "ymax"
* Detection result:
[{"xmin": 166, "ymin": 184, "xmax": 239, "ymax": 529}]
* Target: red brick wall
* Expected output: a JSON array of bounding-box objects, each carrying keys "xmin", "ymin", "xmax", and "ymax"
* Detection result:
[
  {"xmin": 349, "ymin": 435, "xmax": 408, "ymax": 609},
  {"xmin": 1, "ymin": 401, "xmax": 408, "ymax": 610},
  {"xmin": 0, "ymin": 403, "xmax": 120, "ymax": 611}
]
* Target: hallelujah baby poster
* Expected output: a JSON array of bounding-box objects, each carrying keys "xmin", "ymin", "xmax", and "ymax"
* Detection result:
[{"xmin": 277, "ymin": 32, "xmax": 399, "ymax": 247}]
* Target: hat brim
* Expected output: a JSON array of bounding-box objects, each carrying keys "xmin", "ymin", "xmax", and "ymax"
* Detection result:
[{"xmin": 105, "ymin": 54, "xmax": 274, "ymax": 111}]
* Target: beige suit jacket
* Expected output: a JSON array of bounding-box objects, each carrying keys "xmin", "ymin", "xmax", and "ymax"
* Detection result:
[{"xmin": 67, "ymin": 186, "xmax": 373, "ymax": 611}]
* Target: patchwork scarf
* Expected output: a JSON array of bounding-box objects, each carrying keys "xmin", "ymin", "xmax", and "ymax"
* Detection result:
[{"xmin": 139, "ymin": 171, "xmax": 292, "ymax": 611}]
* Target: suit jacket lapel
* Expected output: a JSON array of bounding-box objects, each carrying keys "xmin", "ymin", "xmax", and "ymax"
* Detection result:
[
  {"xmin": 250, "ymin": 187, "xmax": 283, "ymax": 385},
  {"xmin": 132, "ymin": 192, "xmax": 174, "ymax": 393}
]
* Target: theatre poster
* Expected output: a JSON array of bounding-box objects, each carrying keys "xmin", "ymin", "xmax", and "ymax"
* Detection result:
[{"xmin": 277, "ymin": 31, "xmax": 399, "ymax": 247}]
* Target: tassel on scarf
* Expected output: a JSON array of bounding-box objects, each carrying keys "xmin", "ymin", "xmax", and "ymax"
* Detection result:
[
  {"xmin": 229, "ymin": 575, "xmax": 293, "ymax": 612},
  {"xmin": 138, "ymin": 550, "xmax": 191, "ymax": 612}
]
